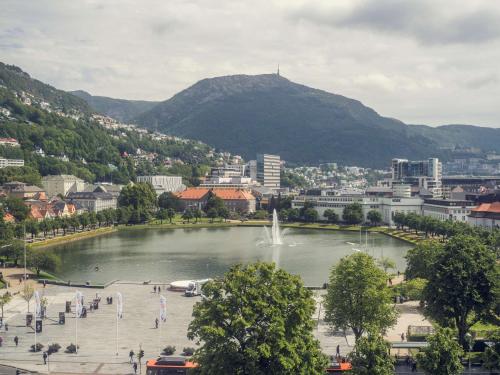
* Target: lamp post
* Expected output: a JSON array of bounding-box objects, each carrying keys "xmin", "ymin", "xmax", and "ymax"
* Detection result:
[{"xmin": 465, "ymin": 332, "xmax": 473, "ymax": 374}]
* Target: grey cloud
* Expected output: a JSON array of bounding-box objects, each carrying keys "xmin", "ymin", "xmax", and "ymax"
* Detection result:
[
  {"xmin": 463, "ymin": 74, "xmax": 499, "ymax": 90},
  {"xmin": 294, "ymin": 0, "xmax": 500, "ymax": 45}
]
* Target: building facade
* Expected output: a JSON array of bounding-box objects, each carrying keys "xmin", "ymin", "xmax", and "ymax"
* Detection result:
[
  {"xmin": 391, "ymin": 158, "xmax": 442, "ymax": 197},
  {"xmin": 291, "ymin": 190, "xmax": 423, "ymax": 226},
  {"xmin": 136, "ymin": 175, "xmax": 184, "ymax": 196},
  {"xmin": 67, "ymin": 191, "xmax": 117, "ymax": 212},
  {"xmin": 256, "ymin": 154, "xmax": 280, "ymax": 188},
  {"xmin": 468, "ymin": 202, "xmax": 500, "ymax": 229},
  {"xmin": 176, "ymin": 188, "xmax": 256, "ymax": 213},
  {"xmin": 42, "ymin": 175, "xmax": 85, "ymax": 198},
  {"xmin": 0, "ymin": 158, "xmax": 24, "ymax": 168},
  {"xmin": 422, "ymin": 199, "xmax": 476, "ymax": 222}
]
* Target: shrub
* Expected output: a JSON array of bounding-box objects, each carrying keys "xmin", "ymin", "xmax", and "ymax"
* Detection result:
[
  {"xmin": 162, "ymin": 345, "xmax": 176, "ymax": 355},
  {"xmin": 48, "ymin": 343, "xmax": 61, "ymax": 354},
  {"xmin": 182, "ymin": 347, "xmax": 195, "ymax": 356},
  {"xmin": 30, "ymin": 343, "xmax": 44, "ymax": 352},
  {"xmin": 65, "ymin": 343, "xmax": 79, "ymax": 353},
  {"xmin": 402, "ymin": 278, "xmax": 427, "ymax": 301}
]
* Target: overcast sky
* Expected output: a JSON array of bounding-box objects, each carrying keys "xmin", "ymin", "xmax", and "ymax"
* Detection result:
[{"xmin": 2, "ymin": 0, "xmax": 500, "ymax": 127}]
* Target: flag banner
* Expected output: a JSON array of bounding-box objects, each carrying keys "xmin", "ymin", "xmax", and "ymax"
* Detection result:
[
  {"xmin": 34, "ymin": 291, "xmax": 41, "ymax": 318},
  {"xmin": 117, "ymin": 292, "xmax": 123, "ymax": 319},
  {"xmin": 159, "ymin": 295, "xmax": 167, "ymax": 322},
  {"xmin": 75, "ymin": 291, "xmax": 83, "ymax": 318}
]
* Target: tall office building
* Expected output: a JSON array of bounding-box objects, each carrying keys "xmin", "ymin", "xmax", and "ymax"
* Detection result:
[
  {"xmin": 391, "ymin": 158, "xmax": 442, "ymax": 197},
  {"xmin": 256, "ymin": 154, "xmax": 280, "ymax": 188}
]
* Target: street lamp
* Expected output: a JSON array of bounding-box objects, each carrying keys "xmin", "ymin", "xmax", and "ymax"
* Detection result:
[{"xmin": 465, "ymin": 332, "xmax": 473, "ymax": 374}]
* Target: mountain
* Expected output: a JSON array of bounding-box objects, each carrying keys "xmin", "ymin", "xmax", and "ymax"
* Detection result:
[
  {"xmin": 133, "ymin": 74, "xmax": 442, "ymax": 167},
  {"xmin": 0, "ymin": 62, "xmax": 90, "ymax": 114},
  {"xmin": 70, "ymin": 90, "xmax": 158, "ymax": 123}
]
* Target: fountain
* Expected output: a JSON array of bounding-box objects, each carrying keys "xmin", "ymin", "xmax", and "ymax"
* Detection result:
[{"xmin": 271, "ymin": 209, "xmax": 283, "ymax": 245}]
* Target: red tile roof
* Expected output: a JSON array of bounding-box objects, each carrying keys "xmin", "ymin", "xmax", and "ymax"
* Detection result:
[
  {"xmin": 471, "ymin": 202, "xmax": 500, "ymax": 214},
  {"xmin": 3, "ymin": 213, "xmax": 15, "ymax": 223},
  {"xmin": 177, "ymin": 188, "xmax": 255, "ymax": 201}
]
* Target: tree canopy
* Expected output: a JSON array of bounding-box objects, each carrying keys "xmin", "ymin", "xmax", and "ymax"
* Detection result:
[
  {"xmin": 342, "ymin": 203, "xmax": 363, "ymax": 225},
  {"xmin": 324, "ymin": 252, "xmax": 397, "ymax": 341},
  {"xmin": 416, "ymin": 328, "xmax": 464, "ymax": 375},
  {"xmin": 349, "ymin": 333, "xmax": 394, "ymax": 375},
  {"xmin": 187, "ymin": 262, "xmax": 328, "ymax": 375}
]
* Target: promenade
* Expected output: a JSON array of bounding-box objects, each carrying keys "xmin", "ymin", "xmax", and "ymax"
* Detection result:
[{"xmin": 0, "ymin": 283, "xmax": 354, "ymax": 374}]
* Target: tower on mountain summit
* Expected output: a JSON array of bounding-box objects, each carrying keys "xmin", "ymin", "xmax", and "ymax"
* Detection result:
[{"xmin": 277, "ymin": 64, "xmax": 280, "ymax": 77}]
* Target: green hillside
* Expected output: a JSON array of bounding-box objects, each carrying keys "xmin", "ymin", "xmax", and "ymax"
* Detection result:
[
  {"xmin": 0, "ymin": 63, "xmax": 214, "ymax": 186},
  {"xmin": 70, "ymin": 90, "xmax": 158, "ymax": 123}
]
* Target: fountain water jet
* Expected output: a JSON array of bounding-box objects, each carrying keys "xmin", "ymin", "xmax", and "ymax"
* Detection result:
[{"xmin": 271, "ymin": 209, "xmax": 283, "ymax": 245}]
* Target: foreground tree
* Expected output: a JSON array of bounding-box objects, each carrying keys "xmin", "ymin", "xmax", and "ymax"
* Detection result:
[
  {"xmin": 324, "ymin": 253, "xmax": 397, "ymax": 341},
  {"xmin": 367, "ymin": 210, "xmax": 382, "ymax": 226},
  {"xmin": 405, "ymin": 241, "xmax": 443, "ymax": 280},
  {"xmin": 187, "ymin": 262, "xmax": 328, "ymax": 375},
  {"xmin": 416, "ymin": 328, "xmax": 464, "ymax": 375},
  {"xmin": 482, "ymin": 330, "xmax": 500, "ymax": 373},
  {"xmin": 422, "ymin": 235, "xmax": 497, "ymax": 348},
  {"xmin": 349, "ymin": 333, "xmax": 394, "ymax": 375}
]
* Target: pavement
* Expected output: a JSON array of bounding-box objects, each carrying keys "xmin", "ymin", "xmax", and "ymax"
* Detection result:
[{"xmin": 0, "ymin": 283, "xmax": 355, "ymax": 374}]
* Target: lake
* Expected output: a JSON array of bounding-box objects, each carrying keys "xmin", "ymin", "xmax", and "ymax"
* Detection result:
[{"xmin": 50, "ymin": 226, "xmax": 412, "ymax": 286}]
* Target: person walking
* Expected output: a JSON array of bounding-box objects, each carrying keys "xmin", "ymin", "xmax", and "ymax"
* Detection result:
[
  {"xmin": 401, "ymin": 332, "xmax": 405, "ymax": 341},
  {"xmin": 133, "ymin": 361, "xmax": 138, "ymax": 374},
  {"xmin": 14, "ymin": 336, "xmax": 18, "ymax": 346},
  {"xmin": 43, "ymin": 352, "xmax": 48, "ymax": 365},
  {"xmin": 129, "ymin": 350, "xmax": 135, "ymax": 363},
  {"xmin": 153, "ymin": 285, "xmax": 157, "ymax": 293},
  {"xmin": 336, "ymin": 344, "xmax": 340, "ymax": 358},
  {"xmin": 155, "ymin": 318, "xmax": 159, "ymax": 329}
]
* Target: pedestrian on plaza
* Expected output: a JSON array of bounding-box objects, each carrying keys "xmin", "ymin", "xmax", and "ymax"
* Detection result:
[
  {"xmin": 411, "ymin": 360, "xmax": 417, "ymax": 372},
  {"xmin": 155, "ymin": 318, "xmax": 159, "ymax": 329},
  {"xmin": 43, "ymin": 280, "xmax": 46, "ymax": 288},
  {"xmin": 43, "ymin": 351, "xmax": 48, "ymax": 364},
  {"xmin": 5, "ymin": 323, "xmax": 8, "ymax": 331},
  {"xmin": 336, "ymin": 344, "xmax": 340, "ymax": 358},
  {"xmin": 154, "ymin": 285, "xmax": 157, "ymax": 293},
  {"xmin": 401, "ymin": 332, "xmax": 405, "ymax": 341},
  {"xmin": 14, "ymin": 336, "xmax": 18, "ymax": 346},
  {"xmin": 133, "ymin": 361, "xmax": 138, "ymax": 374},
  {"xmin": 0, "ymin": 336, "xmax": 3, "ymax": 347},
  {"xmin": 129, "ymin": 350, "xmax": 135, "ymax": 363}
]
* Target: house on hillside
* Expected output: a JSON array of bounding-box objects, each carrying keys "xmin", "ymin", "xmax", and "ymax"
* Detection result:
[{"xmin": 2, "ymin": 181, "xmax": 45, "ymax": 200}]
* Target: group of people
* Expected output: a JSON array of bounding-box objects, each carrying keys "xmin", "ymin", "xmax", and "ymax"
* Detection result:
[
  {"xmin": 153, "ymin": 285, "xmax": 163, "ymax": 293},
  {"xmin": 129, "ymin": 350, "xmax": 138, "ymax": 373}
]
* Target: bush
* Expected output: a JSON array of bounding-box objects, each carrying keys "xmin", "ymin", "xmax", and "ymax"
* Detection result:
[
  {"xmin": 182, "ymin": 347, "xmax": 195, "ymax": 356},
  {"xmin": 65, "ymin": 343, "xmax": 79, "ymax": 353},
  {"xmin": 30, "ymin": 343, "xmax": 44, "ymax": 352},
  {"xmin": 402, "ymin": 278, "xmax": 427, "ymax": 301},
  {"xmin": 162, "ymin": 345, "xmax": 176, "ymax": 355},
  {"xmin": 48, "ymin": 343, "xmax": 61, "ymax": 354}
]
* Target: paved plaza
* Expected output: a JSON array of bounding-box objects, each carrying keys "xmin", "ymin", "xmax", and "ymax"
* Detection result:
[{"xmin": 0, "ymin": 283, "xmax": 353, "ymax": 374}]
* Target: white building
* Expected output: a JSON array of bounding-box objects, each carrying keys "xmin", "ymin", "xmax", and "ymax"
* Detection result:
[
  {"xmin": 391, "ymin": 157, "xmax": 442, "ymax": 197},
  {"xmin": 0, "ymin": 158, "xmax": 24, "ymax": 168},
  {"xmin": 0, "ymin": 138, "xmax": 20, "ymax": 147},
  {"xmin": 257, "ymin": 154, "xmax": 280, "ymax": 188},
  {"xmin": 42, "ymin": 174, "xmax": 85, "ymax": 198},
  {"xmin": 422, "ymin": 199, "xmax": 476, "ymax": 222},
  {"xmin": 67, "ymin": 191, "xmax": 117, "ymax": 213},
  {"xmin": 468, "ymin": 202, "xmax": 500, "ymax": 229},
  {"xmin": 291, "ymin": 190, "xmax": 423, "ymax": 226},
  {"xmin": 136, "ymin": 175, "xmax": 185, "ymax": 196}
]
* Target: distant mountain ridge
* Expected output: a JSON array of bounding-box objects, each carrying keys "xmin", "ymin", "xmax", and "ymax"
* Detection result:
[{"xmin": 70, "ymin": 90, "xmax": 158, "ymax": 123}]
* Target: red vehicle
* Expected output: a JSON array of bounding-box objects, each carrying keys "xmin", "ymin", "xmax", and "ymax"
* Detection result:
[
  {"xmin": 146, "ymin": 357, "xmax": 197, "ymax": 375},
  {"xmin": 326, "ymin": 360, "xmax": 352, "ymax": 372},
  {"xmin": 146, "ymin": 356, "xmax": 351, "ymax": 374}
]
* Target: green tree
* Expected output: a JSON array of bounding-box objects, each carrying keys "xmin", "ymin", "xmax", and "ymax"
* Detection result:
[
  {"xmin": 405, "ymin": 241, "xmax": 444, "ymax": 280},
  {"xmin": 342, "ymin": 203, "xmax": 363, "ymax": 225},
  {"xmin": 28, "ymin": 249, "xmax": 60, "ymax": 277},
  {"xmin": 323, "ymin": 209, "xmax": 339, "ymax": 224},
  {"xmin": 21, "ymin": 283, "xmax": 34, "ymax": 313},
  {"xmin": 204, "ymin": 191, "xmax": 224, "ymax": 214},
  {"xmin": 377, "ymin": 256, "xmax": 396, "ymax": 274},
  {"xmin": 482, "ymin": 330, "xmax": 500, "ymax": 373},
  {"xmin": 349, "ymin": 333, "xmax": 394, "ymax": 375},
  {"xmin": 118, "ymin": 183, "xmax": 157, "ymax": 211},
  {"xmin": 218, "ymin": 207, "xmax": 230, "ymax": 222},
  {"xmin": 304, "ymin": 208, "xmax": 319, "ymax": 222},
  {"xmin": 5, "ymin": 197, "xmax": 30, "ymax": 221},
  {"xmin": 367, "ymin": 210, "xmax": 382, "ymax": 226},
  {"xmin": 0, "ymin": 239, "xmax": 23, "ymax": 266},
  {"xmin": 182, "ymin": 209, "xmax": 193, "ymax": 223},
  {"xmin": 206, "ymin": 208, "xmax": 218, "ymax": 223},
  {"xmin": 157, "ymin": 209, "xmax": 168, "ymax": 224},
  {"xmin": 324, "ymin": 253, "xmax": 397, "ymax": 341},
  {"xmin": 193, "ymin": 209, "xmax": 202, "ymax": 223},
  {"xmin": 25, "ymin": 219, "xmax": 40, "ymax": 239},
  {"xmin": 416, "ymin": 328, "xmax": 464, "ymax": 375},
  {"xmin": 0, "ymin": 293, "xmax": 12, "ymax": 319},
  {"xmin": 166, "ymin": 208, "xmax": 175, "ymax": 224},
  {"xmin": 187, "ymin": 262, "xmax": 328, "ymax": 374},
  {"xmin": 157, "ymin": 192, "xmax": 182, "ymax": 212},
  {"xmin": 422, "ymin": 235, "xmax": 498, "ymax": 348}
]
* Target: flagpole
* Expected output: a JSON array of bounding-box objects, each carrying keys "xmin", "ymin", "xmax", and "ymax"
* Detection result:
[{"xmin": 115, "ymin": 293, "xmax": 118, "ymax": 356}]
